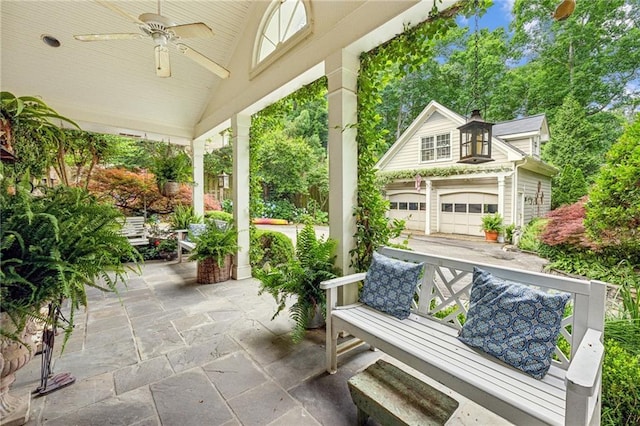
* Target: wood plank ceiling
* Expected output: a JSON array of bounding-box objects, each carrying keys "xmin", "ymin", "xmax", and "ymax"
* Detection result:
[{"xmin": 1, "ymin": 1, "xmax": 252, "ymax": 142}]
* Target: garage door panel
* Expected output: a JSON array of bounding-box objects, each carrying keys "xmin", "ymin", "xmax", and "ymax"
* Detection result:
[{"xmin": 440, "ymin": 193, "xmax": 497, "ymax": 236}]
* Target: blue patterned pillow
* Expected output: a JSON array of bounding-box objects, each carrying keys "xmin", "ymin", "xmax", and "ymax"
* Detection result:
[
  {"xmin": 187, "ymin": 223, "xmax": 207, "ymax": 242},
  {"xmin": 458, "ymin": 267, "xmax": 570, "ymax": 379},
  {"xmin": 360, "ymin": 252, "xmax": 424, "ymax": 320}
]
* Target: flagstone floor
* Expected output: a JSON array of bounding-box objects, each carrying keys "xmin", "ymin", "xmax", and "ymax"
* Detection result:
[{"xmin": 12, "ymin": 260, "xmax": 509, "ymax": 426}]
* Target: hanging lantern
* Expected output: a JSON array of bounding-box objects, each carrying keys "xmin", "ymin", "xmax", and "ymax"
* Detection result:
[
  {"xmin": 458, "ymin": 109, "xmax": 493, "ymax": 164},
  {"xmin": 457, "ymin": 0, "xmax": 494, "ymax": 165}
]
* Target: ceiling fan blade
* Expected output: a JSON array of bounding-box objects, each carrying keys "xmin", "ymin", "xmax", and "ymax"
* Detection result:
[
  {"xmin": 95, "ymin": 0, "xmax": 146, "ymax": 25},
  {"xmin": 155, "ymin": 45, "xmax": 171, "ymax": 78},
  {"xmin": 74, "ymin": 33, "xmax": 146, "ymax": 41},
  {"xmin": 167, "ymin": 23, "xmax": 214, "ymax": 39},
  {"xmin": 175, "ymin": 43, "xmax": 230, "ymax": 79}
]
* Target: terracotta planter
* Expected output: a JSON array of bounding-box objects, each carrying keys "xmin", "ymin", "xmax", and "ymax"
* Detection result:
[
  {"xmin": 484, "ymin": 230, "xmax": 499, "ymax": 242},
  {"xmin": 0, "ymin": 312, "xmax": 45, "ymax": 426},
  {"xmin": 197, "ymin": 255, "xmax": 232, "ymax": 284},
  {"xmin": 161, "ymin": 181, "xmax": 180, "ymax": 197}
]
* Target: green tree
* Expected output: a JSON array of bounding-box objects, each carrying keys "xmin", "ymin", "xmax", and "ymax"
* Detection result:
[
  {"xmin": 585, "ymin": 115, "xmax": 640, "ymax": 256},
  {"xmin": 552, "ymin": 164, "xmax": 588, "ymax": 209},
  {"xmin": 542, "ymin": 95, "xmax": 604, "ymax": 182},
  {"xmin": 510, "ymin": 0, "xmax": 640, "ymax": 119}
]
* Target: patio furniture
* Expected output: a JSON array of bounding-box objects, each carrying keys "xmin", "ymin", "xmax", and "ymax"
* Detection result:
[
  {"xmin": 119, "ymin": 216, "xmax": 149, "ymax": 247},
  {"xmin": 348, "ymin": 359, "xmax": 458, "ymax": 426},
  {"xmin": 321, "ymin": 246, "xmax": 607, "ymax": 426}
]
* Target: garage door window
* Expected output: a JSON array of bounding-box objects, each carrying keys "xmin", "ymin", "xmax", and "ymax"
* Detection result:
[
  {"xmin": 442, "ymin": 203, "xmax": 453, "ymax": 212},
  {"xmin": 390, "ymin": 202, "xmax": 398, "ymax": 209},
  {"xmin": 484, "ymin": 204, "xmax": 498, "ymax": 213},
  {"xmin": 469, "ymin": 203, "xmax": 482, "ymax": 214},
  {"xmin": 421, "ymin": 133, "xmax": 451, "ymax": 162},
  {"xmin": 409, "ymin": 202, "xmax": 419, "ymax": 211},
  {"xmin": 399, "ymin": 202, "xmax": 408, "ymax": 210},
  {"xmin": 455, "ymin": 203, "xmax": 467, "ymax": 213}
]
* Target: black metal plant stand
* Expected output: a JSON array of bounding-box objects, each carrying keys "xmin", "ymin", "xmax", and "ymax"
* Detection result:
[{"xmin": 32, "ymin": 303, "xmax": 75, "ymax": 397}]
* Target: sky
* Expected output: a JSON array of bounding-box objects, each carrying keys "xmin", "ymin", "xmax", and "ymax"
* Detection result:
[{"xmin": 457, "ymin": 0, "xmax": 515, "ymax": 31}]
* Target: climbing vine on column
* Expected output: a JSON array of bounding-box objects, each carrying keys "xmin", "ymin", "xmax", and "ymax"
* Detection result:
[{"xmin": 352, "ymin": 0, "xmax": 486, "ymax": 271}]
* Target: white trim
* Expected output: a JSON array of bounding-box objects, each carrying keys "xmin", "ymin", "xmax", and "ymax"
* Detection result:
[{"xmin": 251, "ymin": 0, "xmax": 314, "ymax": 79}]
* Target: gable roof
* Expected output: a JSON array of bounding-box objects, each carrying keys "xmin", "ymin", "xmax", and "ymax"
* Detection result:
[
  {"xmin": 377, "ymin": 100, "xmax": 524, "ymax": 168},
  {"xmin": 493, "ymin": 114, "xmax": 547, "ymax": 138}
]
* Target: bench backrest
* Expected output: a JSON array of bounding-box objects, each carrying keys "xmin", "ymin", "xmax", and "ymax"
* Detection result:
[
  {"xmin": 379, "ymin": 246, "xmax": 607, "ymax": 370},
  {"xmin": 120, "ymin": 216, "xmax": 146, "ymax": 237}
]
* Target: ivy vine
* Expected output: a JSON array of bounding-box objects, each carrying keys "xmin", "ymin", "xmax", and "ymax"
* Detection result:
[
  {"xmin": 352, "ymin": 0, "xmax": 485, "ymax": 271},
  {"xmin": 377, "ymin": 165, "xmax": 512, "ymax": 186}
]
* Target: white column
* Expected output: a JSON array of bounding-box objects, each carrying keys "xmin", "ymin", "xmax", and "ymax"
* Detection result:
[
  {"xmin": 425, "ymin": 180, "xmax": 432, "ymax": 235},
  {"xmin": 498, "ymin": 175, "xmax": 505, "ymax": 217},
  {"xmin": 231, "ymin": 113, "xmax": 252, "ymax": 280},
  {"xmin": 191, "ymin": 139, "xmax": 205, "ymax": 216},
  {"xmin": 326, "ymin": 49, "xmax": 359, "ymax": 276}
]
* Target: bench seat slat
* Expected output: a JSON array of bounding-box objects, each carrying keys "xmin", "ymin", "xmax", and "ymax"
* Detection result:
[
  {"xmin": 337, "ymin": 307, "xmax": 568, "ymax": 405},
  {"xmin": 334, "ymin": 305, "xmax": 566, "ymax": 425}
]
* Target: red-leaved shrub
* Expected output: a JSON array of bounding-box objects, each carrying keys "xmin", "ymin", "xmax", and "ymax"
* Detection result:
[{"xmin": 540, "ymin": 197, "xmax": 596, "ymax": 249}]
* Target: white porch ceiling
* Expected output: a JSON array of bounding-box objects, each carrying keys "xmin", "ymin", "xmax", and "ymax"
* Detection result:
[{"xmin": 1, "ymin": 1, "xmax": 251, "ymax": 144}]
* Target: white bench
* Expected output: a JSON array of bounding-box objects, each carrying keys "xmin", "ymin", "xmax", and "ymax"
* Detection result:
[
  {"xmin": 321, "ymin": 246, "xmax": 607, "ymax": 426},
  {"xmin": 119, "ymin": 216, "xmax": 149, "ymax": 246}
]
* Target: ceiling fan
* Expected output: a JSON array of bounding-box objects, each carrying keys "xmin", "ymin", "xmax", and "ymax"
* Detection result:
[{"xmin": 73, "ymin": 0, "xmax": 230, "ymax": 79}]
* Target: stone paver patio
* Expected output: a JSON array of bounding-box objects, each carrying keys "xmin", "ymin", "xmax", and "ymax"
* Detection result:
[{"xmin": 12, "ymin": 259, "xmax": 509, "ymax": 425}]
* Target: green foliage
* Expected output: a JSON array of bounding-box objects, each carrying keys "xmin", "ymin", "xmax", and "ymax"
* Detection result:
[
  {"xmin": 205, "ymin": 210, "xmax": 233, "ymax": 223},
  {"xmin": 552, "ymin": 164, "xmax": 588, "ymax": 209},
  {"xmin": 585, "ymin": 116, "xmax": 640, "ymax": 255},
  {"xmin": 249, "ymin": 228, "xmax": 294, "ymax": 271},
  {"xmin": 255, "ymin": 220, "xmax": 338, "ymax": 343},
  {"xmin": 150, "ymin": 143, "xmax": 193, "ymax": 189},
  {"xmin": 170, "ymin": 205, "xmax": 203, "ymax": 230},
  {"xmin": 517, "ymin": 218, "xmax": 548, "ymax": 252},
  {"xmin": 480, "ymin": 213, "xmax": 503, "ymax": 232},
  {"xmin": 504, "ymin": 223, "xmax": 516, "ymax": 244},
  {"xmin": 542, "ymin": 95, "xmax": 604, "ymax": 182},
  {"xmin": 352, "ymin": 3, "xmax": 475, "ymax": 272},
  {"xmin": 601, "ymin": 338, "xmax": 640, "ymax": 426},
  {"xmin": 188, "ymin": 219, "xmax": 239, "ymax": 266},
  {"xmin": 1, "ymin": 92, "xmax": 79, "ymax": 180},
  {"xmin": 0, "ymin": 174, "xmax": 139, "ymax": 346}
]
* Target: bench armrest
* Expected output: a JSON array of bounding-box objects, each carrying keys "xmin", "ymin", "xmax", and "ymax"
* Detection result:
[
  {"xmin": 320, "ymin": 273, "xmax": 367, "ymax": 290},
  {"xmin": 565, "ymin": 328, "xmax": 604, "ymax": 396}
]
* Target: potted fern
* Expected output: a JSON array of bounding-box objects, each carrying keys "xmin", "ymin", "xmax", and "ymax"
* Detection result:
[
  {"xmin": 255, "ymin": 218, "xmax": 339, "ymax": 343},
  {"xmin": 188, "ymin": 218, "xmax": 239, "ymax": 284},
  {"xmin": 0, "ymin": 175, "xmax": 140, "ymax": 422},
  {"xmin": 481, "ymin": 213, "xmax": 504, "ymax": 242},
  {"xmin": 150, "ymin": 143, "xmax": 193, "ymax": 197}
]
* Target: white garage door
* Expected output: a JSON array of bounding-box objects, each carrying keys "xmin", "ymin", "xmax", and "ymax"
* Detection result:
[
  {"xmin": 439, "ymin": 193, "xmax": 498, "ymax": 236},
  {"xmin": 388, "ymin": 194, "xmax": 426, "ymax": 232}
]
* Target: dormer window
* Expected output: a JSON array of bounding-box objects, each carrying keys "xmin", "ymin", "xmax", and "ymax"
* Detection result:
[{"xmin": 252, "ymin": 0, "xmax": 311, "ymax": 76}]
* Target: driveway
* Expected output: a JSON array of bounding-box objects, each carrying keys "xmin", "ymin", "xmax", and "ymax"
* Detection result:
[{"xmin": 255, "ymin": 224, "xmax": 548, "ymax": 274}]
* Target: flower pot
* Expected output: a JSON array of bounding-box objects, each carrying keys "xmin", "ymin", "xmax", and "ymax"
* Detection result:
[
  {"xmin": 197, "ymin": 255, "xmax": 232, "ymax": 284},
  {"xmin": 484, "ymin": 230, "xmax": 499, "ymax": 242},
  {"xmin": 306, "ymin": 305, "xmax": 325, "ymax": 329},
  {"xmin": 0, "ymin": 312, "xmax": 45, "ymax": 426},
  {"xmin": 161, "ymin": 181, "xmax": 180, "ymax": 197}
]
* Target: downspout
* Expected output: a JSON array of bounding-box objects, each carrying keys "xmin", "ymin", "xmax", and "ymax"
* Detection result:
[{"xmin": 513, "ymin": 157, "xmax": 529, "ymax": 227}]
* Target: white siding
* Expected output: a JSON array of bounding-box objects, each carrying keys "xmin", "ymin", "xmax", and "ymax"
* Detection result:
[
  {"xmin": 383, "ymin": 111, "xmax": 512, "ymax": 171},
  {"xmin": 517, "ymin": 168, "xmax": 552, "ymax": 225},
  {"xmin": 504, "ymin": 137, "xmax": 531, "ymax": 155}
]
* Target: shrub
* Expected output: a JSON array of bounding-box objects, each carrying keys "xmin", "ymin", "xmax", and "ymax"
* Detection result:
[
  {"xmin": 540, "ymin": 198, "xmax": 594, "ymax": 249},
  {"xmin": 586, "ymin": 115, "xmax": 640, "ymax": 257},
  {"xmin": 601, "ymin": 338, "xmax": 640, "ymax": 426},
  {"xmin": 206, "ymin": 210, "xmax": 233, "ymax": 223},
  {"xmin": 517, "ymin": 218, "xmax": 548, "ymax": 252},
  {"xmin": 250, "ymin": 228, "xmax": 294, "ymax": 271}
]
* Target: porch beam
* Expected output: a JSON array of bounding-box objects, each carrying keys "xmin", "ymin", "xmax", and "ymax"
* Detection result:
[{"xmin": 191, "ymin": 139, "xmax": 205, "ymax": 216}]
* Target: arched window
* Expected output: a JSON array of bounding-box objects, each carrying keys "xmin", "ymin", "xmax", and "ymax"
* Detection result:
[{"xmin": 253, "ymin": 0, "xmax": 311, "ymax": 75}]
